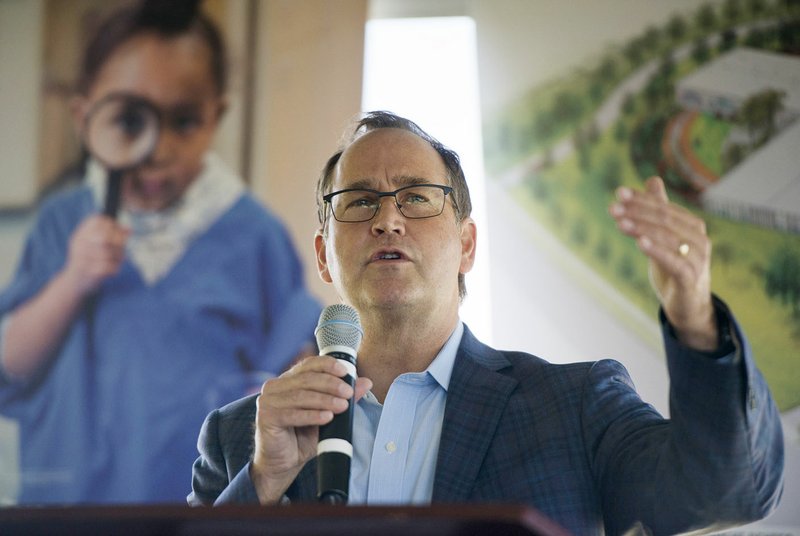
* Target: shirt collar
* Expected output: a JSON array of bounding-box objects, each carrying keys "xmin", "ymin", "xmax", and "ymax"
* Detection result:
[{"xmin": 425, "ymin": 320, "xmax": 464, "ymax": 392}]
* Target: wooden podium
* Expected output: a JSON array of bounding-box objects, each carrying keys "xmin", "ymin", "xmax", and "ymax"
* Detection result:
[{"xmin": 0, "ymin": 503, "xmax": 572, "ymax": 535}]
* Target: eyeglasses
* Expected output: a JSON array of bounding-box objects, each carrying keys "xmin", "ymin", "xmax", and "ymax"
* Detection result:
[{"xmin": 323, "ymin": 184, "xmax": 453, "ymax": 223}]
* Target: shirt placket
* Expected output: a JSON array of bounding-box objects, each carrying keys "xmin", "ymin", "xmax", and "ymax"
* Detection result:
[{"xmin": 366, "ymin": 375, "xmax": 424, "ymax": 504}]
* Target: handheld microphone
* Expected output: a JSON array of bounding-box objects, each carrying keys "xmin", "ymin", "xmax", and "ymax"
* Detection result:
[{"xmin": 314, "ymin": 304, "xmax": 363, "ymax": 505}]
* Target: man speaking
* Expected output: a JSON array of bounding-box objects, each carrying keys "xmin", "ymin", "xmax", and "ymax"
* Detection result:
[{"xmin": 188, "ymin": 111, "xmax": 783, "ymax": 535}]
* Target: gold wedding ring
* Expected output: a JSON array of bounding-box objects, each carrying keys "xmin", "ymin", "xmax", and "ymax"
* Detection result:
[{"xmin": 678, "ymin": 243, "xmax": 690, "ymax": 257}]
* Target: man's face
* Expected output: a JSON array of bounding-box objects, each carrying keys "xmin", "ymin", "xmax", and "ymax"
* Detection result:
[{"xmin": 315, "ymin": 128, "xmax": 476, "ymax": 318}]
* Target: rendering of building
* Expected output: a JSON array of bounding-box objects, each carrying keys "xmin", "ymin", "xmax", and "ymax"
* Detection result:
[
  {"xmin": 701, "ymin": 120, "xmax": 800, "ymax": 234},
  {"xmin": 676, "ymin": 47, "xmax": 800, "ymax": 125}
]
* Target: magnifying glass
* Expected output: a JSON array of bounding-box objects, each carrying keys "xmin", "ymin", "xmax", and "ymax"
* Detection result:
[{"xmin": 82, "ymin": 93, "xmax": 160, "ymax": 218}]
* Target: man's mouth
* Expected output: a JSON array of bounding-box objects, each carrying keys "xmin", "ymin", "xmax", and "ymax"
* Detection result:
[{"xmin": 372, "ymin": 250, "xmax": 405, "ymax": 262}]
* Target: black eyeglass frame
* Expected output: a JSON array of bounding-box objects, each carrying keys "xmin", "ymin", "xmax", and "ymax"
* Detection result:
[{"xmin": 322, "ymin": 184, "xmax": 454, "ymax": 223}]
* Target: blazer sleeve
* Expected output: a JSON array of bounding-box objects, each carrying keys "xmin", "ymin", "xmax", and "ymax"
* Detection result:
[
  {"xmin": 188, "ymin": 396, "xmax": 261, "ymax": 506},
  {"xmin": 582, "ymin": 299, "xmax": 784, "ymax": 535}
]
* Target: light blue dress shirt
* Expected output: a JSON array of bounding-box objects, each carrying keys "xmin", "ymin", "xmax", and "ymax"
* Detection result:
[{"xmin": 347, "ymin": 321, "xmax": 463, "ymax": 505}]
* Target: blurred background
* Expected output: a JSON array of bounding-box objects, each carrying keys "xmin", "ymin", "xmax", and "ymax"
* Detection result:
[{"xmin": 1, "ymin": 0, "xmax": 798, "ymax": 531}]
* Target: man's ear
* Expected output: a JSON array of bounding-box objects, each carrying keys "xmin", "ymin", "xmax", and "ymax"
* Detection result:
[
  {"xmin": 314, "ymin": 230, "xmax": 333, "ymax": 284},
  {"xmin": 459, "ymin": 217, "xmax": 477, "ymax": 275}
]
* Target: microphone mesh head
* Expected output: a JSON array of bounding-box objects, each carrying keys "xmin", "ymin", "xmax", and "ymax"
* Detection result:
[{"xmin": 315, "ymin": 304, "xmax": 363, "ymax": 355}]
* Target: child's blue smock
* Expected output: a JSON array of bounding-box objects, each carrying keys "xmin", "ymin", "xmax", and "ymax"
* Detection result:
[{"xmin": 0, "ymin": 184, "xmax": 321, "ymax": 504}]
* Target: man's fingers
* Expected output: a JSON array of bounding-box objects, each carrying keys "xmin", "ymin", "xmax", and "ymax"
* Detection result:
[
  {"xmin": 354, "ymin": 377, "xmax": 373, "ymax": 401},
  {"xmin": 266, "ymin": 387, "xmax": 349, "ymax": 413},
  {"xmin": 256, "ymin": 364, "xmax": 357, "ymax": 430},
  {"xmin": 284, "ymin": 355, "xmax": 352, "ymax": 379},
  {"xmin": 645, "ymin": 175, "xmax": 669, "ymax": 202},
  {"xmin": 254, "ymin": 356, "xmax": 372, "ymax": 443},
  {"xmin": 611, "ymin": 183, "xmax": 707, "ymax": 252},
  {"xmin": 261, "ymin": 405, "xmax": 336, "ymax": 428},
  {"xmin": 637, "ymin": 234, "xmax": 704, "ymax": 285},
  {"xmin": 254, "ymin": 389, "xmax": 332, "ymax": 427},
  {"xmin": 269, "ymin": 364, "xmax": 355, "ymax": 397}
]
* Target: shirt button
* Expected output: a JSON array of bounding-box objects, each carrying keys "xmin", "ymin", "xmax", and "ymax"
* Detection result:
[{"xmin": 385, "ymin": 441, "xmax": 397, "ymax": 454}]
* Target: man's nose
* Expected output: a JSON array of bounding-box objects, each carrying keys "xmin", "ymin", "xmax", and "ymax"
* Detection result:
[{"xmin": 370, "ymin": 196, "xmax": 406, "ymax": 234}]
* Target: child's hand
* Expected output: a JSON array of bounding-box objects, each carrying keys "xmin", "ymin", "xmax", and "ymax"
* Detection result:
[{"xmin": 64, "ymin": 215, "xmax": 130, "ymax": 295}]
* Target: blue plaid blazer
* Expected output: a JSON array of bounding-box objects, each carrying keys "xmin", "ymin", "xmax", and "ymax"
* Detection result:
[{"xmin": 189, "ymin": 314, "xmax": 783, "ymax": 535}]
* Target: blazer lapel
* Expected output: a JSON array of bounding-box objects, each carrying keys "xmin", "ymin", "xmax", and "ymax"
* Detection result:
[{"xmin": 432, "ymin": 327, "xmax": 517, "ymax": 501}]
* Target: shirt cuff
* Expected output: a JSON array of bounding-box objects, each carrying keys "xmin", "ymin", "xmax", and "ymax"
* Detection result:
[
  {"xmin": 213, "ymin": 461, "xmax": 262, "ymax": 505},
  {"xmin": 659, "ymin": 295, "xmax": 738, "ymax": 360}
]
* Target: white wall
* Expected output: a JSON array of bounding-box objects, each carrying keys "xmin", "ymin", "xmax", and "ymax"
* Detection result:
[
  {"xmin": 250, "ymin": 0, "xmax": 367, "ymax": 306},
  {"xmin": 0, "ymin": 0, "xmax": 43, "ymax": 209}
]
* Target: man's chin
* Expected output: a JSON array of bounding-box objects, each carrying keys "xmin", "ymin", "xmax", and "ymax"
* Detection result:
[{"xmin": 364, "ymin": 288, "xmax": 421, "ymax": 311}]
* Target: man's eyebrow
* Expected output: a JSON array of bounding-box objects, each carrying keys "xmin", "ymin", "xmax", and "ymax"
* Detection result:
[{"xmin": 344, "ymin": 176, "xmax": 436, "ymax": 190}]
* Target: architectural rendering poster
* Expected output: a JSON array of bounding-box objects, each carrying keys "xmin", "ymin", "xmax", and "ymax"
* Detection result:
[{"xmin": 478, "ymin": 0, "xmax": 799, "ymax": 528}]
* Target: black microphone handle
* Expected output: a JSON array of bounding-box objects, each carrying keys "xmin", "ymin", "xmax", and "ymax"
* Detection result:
[{"xmin": 317, "ymin": 350, "xmax": 356, "ymax": 504}]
